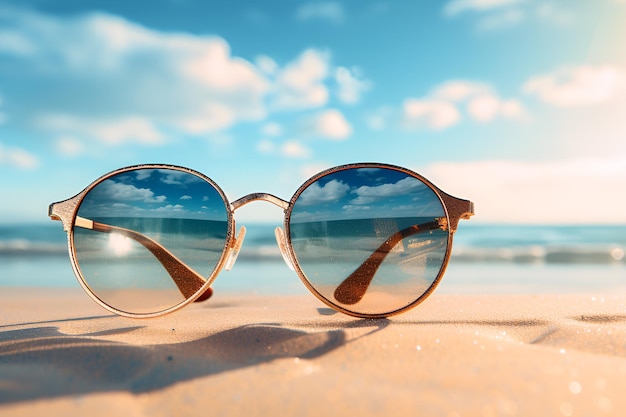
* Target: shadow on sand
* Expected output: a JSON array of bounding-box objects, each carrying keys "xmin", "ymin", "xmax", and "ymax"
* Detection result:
[{"xmin": 0, "ymin": 315, "xmax": 389, "ymax": 404}]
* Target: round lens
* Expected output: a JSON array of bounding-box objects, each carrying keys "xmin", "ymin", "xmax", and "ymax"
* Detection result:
[
  {"xmin": 72, "ymin": 167, "xmax": 230, "ymax": 315},
  {"xmin": 288, "ymin": 165, "xmax": 450, "ymax": 317}
]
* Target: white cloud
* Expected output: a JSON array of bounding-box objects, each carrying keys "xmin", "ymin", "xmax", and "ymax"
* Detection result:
[
  {"xmin": 467, "ymin": 95, "xmax": 525, "ymax": 122},
  {"xmin": 261, "ymin": 122, "xmax": 283, "ymax": 137},
  {"xmin": 175, "ymin": 103, "xmax": 238, "ymax": 134},
  {"xmin": 403, "ymin": 99, "xmax": 461, "ymax": 130},
  {"xmin": 1, "ymin": 7, "xmax": 368, "ymax": 153},
  {"xmin": 181, "ymin": 37, "xmax": 268, "ymax": 95},
  {"xmin": 154, "ymin": 204, "xmax": 185, "ymax": 213},
  {"xmin": 296, "ymin": 2, "xmax": 345, "ymax": 24},
  {"xmin": 424, "ymin": 157, "xmax": 626, "ymax": 224},
  {"xmin": 0, "ymin": 142, "xmax": 38, "ymax": 169},
  {"xmin": 136, "ymin": 170, "xmax": 152, "ymax": 181},
  {"xmin": 305, "ymin": 109, "xmax": 353, "ymax": 140},
  {"xmin": 281, "ymin": 140, "xmax": 312, "ymax": 159},
  {"xmin": 93, "ymin": 118, "xmax": 163, "ymax": 145},
  {"xmin": 335, "ymin": 66, "xmax": 371, "ymax": 104},
  {"xmin": 255, "ymin": 55, "xmax": 278, "ymax": 75},
  {"xmin": 524, "ymin": 65, "xmax": 626, "ymax": 107},
  {"xmin": 432, "ymin": 80, "xmax": 492, "ymax": 102},
  {"xmin": 91, "ymin": 180, "xmax": 165, "ymax": 203},
  {"xmin": 257, "ymin": 138, "xmax": 312, "ymax": 159},
  {"xmin": 443, "ymin": 0, "xmax": 523, "ymax": 17},
  {"xmin": 444, "ymin": 0, "xmax": 574, "ymax": 31},
  {"xmin": 476, "ymin": 8, "xmax": 525, "ymax": 31},
  {"xmin": 467, "ymin": 95, "xmax": 501, "ymax": 122},
  {"xmin": 351, "ymin": 177, "xmax": 426, "ymax": 205},
  {"xmin": 158, "ymin": 170, "xmax": 203, "ymax": 186},
  {"xmin": 272, "ymin": 49, "xmax": 330, "ymax": 110},
  {"xmin": 297, "ymin": 179, "xmax": 350, "ymax": 206},
  {"xmin": 402, "ymin": 80, "xmax": 526, "ymax": 130},
  {"xmin": 0, "ymin": 8, "xmax": 269, "ymax": 138},
  {"xmin": 55, "ymin": 136, "xmax": 84, "ymax": 157},
  {"xmin": 38, "ymin": 115, "xmax": 163, "ymax": 146},
  {"xmin": 441, "ymin": 81, "xmax": 526, "ymax": 121}
]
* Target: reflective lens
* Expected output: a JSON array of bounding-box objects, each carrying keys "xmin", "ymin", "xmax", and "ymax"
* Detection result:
[
  {"xmin": 288, "ymin": 166, "xmax": 450, "ymax": 316},
  {"xmin": 72, "ymin": 167, "xmax": 230, "ymax": 314}
]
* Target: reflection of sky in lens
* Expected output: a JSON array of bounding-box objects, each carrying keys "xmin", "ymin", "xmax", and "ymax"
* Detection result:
[
  {"xmin": 78, "ymin": 169, "xmax": 227, "ymax": 221},
  {"xmin": 292, "ymin": 168, "xmax": 444, "ymax": 222}
]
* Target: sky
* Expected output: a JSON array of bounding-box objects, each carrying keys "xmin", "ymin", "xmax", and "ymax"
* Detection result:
[
  {"xmin": 291, "ymin": 167, "xmax": 445, "ymax": 221},
  {"xmin": 76, "ymin": 168, "xmax": 230, "ymax": 221},
  {"xmin": 0, "ymin": 0, "xmax": 625, "ymax": 225}
]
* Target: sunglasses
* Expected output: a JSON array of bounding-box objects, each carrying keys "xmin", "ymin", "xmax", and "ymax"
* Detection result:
[{"xmin": 49, "ymin": 163, "xmax": 474, "ymax": 318}]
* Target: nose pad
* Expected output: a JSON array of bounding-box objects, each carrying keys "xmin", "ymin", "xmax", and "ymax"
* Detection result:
[
  {"xmin": 224, "ymin": 226, "xmax": 246, "ymax": 271},
  {"xmin": 274, "ymin": 227, "xmax": 295, "ymax": 271}
]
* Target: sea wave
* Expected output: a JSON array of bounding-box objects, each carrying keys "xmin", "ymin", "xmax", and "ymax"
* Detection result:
[
  {"xmin": 1, "ymin": 228, "xmax": 624, "ymax": 265},
  {"xmin": 233, "ymin": 244, "xmax": 626, "ymax": 265},
  {"xmin": 0, "ymin": 240, "xmax": 67, "ymax": 256},
  {"xmin": 452, "ymin": 245, "xmax": 625, "ymax": 264}
]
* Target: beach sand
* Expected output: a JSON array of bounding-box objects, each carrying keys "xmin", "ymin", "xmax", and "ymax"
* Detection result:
[{"xmin": 1, "ymin": 288, "xmax": 626, "ymax": 416}]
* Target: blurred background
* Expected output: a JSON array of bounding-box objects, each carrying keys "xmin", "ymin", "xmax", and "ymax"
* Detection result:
[{"xmin": 0, "ymin": 0, "xmax": 625, "ymax": 293}]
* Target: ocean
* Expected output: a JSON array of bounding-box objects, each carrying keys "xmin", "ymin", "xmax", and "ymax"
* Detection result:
[{"xmin": 0, "ymin": 223, "xmax": 624, "ymax": 295}]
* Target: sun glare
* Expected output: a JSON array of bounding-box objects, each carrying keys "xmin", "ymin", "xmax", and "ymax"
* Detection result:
[{"xmin": 108, "ymin": 233, "xmax": 134, "ymax": 256}]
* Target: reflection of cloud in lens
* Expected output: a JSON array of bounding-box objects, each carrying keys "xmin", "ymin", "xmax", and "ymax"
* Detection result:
[
  {"xmin": 298, "ymin": 179, "xmax": 349, "ymax": 206},
  {"xmin": 135, "ymin": 170, "xmax": 152, "ymax": 181},
  {"xmin": 351, "ymin": 177, "xmax": 425, "ymax": 205},
  {"xmin": 111, "ymin": 202, "xmax": 138, "ymax": 210},
  {"xmin": 153, "ymin": 204, "xmax": 185, "ymax": 213},
  {"xmin": 79, "ymin": 169, "xmax": 230, "ymax": 220},
  {"xmin": 342, "ymin": 204, "xmax": 371, "ymax": 212},
  {"xmin": 91, "ymin": 179, "xmax": 166, "ymax": 203},
  {"xmin": 157, "ymin": 169, "xmax": 203, "ymax": 185},
  {"xmin": 78, "ymin": 201, "xmax": 147, "ymax": 218},
  {"xmin": 343, "ymin": 201, "xmax": 442, "ymax": 218}
]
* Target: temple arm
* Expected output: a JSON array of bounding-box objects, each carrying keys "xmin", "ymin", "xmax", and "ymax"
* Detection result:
[
  {"xmin": 333, "ymin": 219, "xmax": 445, "ymax": 305},
  {"xmin": 74, "ymin": 216, "xmax": 213, "ymax": 302}
]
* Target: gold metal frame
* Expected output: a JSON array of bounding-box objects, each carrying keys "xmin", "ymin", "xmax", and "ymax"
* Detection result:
[
  {"xmin": 49, "ymin": 164, "xmax": 235, "ymax": 318},
  {"xmin": 283, "ymin": 163, "xmax": 473, "ymax": 318},
  {"xmin": 49, "ymin": 162, "xmax": 474, "ymax": 319}
]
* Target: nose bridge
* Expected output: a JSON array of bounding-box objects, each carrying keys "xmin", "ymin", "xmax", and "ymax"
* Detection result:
[
  {"xmin": 230, "ymin": 193, "xmax": 290, "ymax": 211},
  {"xmin": 225, "ymin": 193, "xmax": 293, "ymax": 272}
]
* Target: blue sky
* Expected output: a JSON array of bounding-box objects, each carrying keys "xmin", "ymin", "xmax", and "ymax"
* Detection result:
[{"xmin": 1, "ymin": 0, "xmax": 625, "ymax": 224}]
